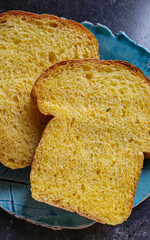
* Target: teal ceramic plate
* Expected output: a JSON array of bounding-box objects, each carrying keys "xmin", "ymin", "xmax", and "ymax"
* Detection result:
[{"xmin": 0, "ymin": 22, "xmax": 150, "ymax": 229}]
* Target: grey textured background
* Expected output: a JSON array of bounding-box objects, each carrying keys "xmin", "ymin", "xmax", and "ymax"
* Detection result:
[{"xmin": 0, "ymin": 0, "xmax": 150, "ymax": 239}]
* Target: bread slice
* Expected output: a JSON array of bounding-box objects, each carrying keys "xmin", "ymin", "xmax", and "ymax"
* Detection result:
[
  {"xmin": 31, "ymin": 59, "xmax": 150, "ymax": 225},
  {"xmin": 0, "ymin": 11, "xmax": 98, "ymax": 169}
]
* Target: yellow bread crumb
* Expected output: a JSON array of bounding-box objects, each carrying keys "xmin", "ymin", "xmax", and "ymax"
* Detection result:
[
  {"xmin": 0, "ymin": 11, "xmax": 98, "ymax": 169},
  {"xmin": 31, "ymin": 59, "xmax": 150, "ymax": 225}
]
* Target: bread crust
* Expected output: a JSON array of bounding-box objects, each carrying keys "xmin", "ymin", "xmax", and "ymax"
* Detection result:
[
  {"xmin": 31, "ymin": 59, "xmax": 150, "ymax": 224},
  {"xmin": 31, "ymin": 119, "xmax": 144, "ymax": 225},
  {"xmin": 32, "ymin": 59, "xmax": 150, "ymax": 115},
  {"xmin": 0, "ymin": 10, "xmax": 99, "ymax": 53},
  {"xmin": 0, "ymin": 11, "xmax": 99, "ymax": 168}
]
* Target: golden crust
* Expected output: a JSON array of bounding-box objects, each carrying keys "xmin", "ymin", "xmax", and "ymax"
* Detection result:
[
  {"xmin": 32, "ymin": 59, "xmax": 150, "ymax": 115},
  {"xmin": 31, "ymin": 142, "xmax": 144, "ymax": 225},
  {"xmin": 0, "ymin": 10, "xmax": 99, "ymax": 54},
  {"xmin": 0, "ymin": 11, "xmax": 99, "ymax": 169},
  {"xmin": 31, "ymin": 194, "xmax": 129, "ymax": 225},
  {"xmin": 30, "ymin": 59, "xmax": 150, "ymax": 225}
]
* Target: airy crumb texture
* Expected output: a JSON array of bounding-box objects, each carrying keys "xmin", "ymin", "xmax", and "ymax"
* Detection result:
[
  {"xmin": 31, "ymin": 59, "xmax": 150, "ymax": 225},
  {"xmin": 0, "ymin": 11, "xmax": 99, "ymax": 169}
]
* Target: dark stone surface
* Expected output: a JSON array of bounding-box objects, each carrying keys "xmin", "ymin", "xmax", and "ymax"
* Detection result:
[
  {"xmin": 0, "ymin": 0, "xmax": 150, "ymax": 239},
  {"xmin": 0, "ymin": 198, "xmax": 150, "ymax": 240}
]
